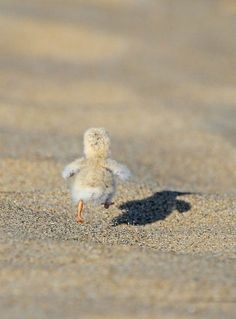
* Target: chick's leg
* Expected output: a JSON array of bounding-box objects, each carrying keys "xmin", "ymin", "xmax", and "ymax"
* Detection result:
[
  {"xmin": 76, "ymin": 200, "xmax": 84, "ymax": 224},
  {"xmin": 104, "ymin": 202, "xmax": 114, "ymax": 209}
]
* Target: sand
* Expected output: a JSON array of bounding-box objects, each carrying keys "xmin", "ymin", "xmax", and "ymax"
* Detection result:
[{"xmin": 0, "ymin": 0, "xmax": 236, "ymax": 318}]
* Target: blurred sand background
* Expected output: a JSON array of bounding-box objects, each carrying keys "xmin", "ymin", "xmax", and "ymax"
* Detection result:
[{"xmin": 0, "ymin": 0, "xmax": 236, "ymax": 318}]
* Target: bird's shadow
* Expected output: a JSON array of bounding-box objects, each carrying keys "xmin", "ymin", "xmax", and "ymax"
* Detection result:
[{"xmin": 113, "ymin": 191, "xmax": 192, "ymax": 226}]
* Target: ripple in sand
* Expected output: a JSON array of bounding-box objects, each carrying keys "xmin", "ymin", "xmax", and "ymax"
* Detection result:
[{"xmin": 0, "ymin": 15, "xmax": 127, "ymax": 63}]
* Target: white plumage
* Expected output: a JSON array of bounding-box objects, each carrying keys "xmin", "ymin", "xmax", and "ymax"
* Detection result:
[{"xmin": 62, "ymin": 127, "xmax": 131, "ymax": 223}]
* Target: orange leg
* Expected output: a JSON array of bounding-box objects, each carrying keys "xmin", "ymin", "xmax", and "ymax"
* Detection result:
[{"xmin": 76, "ymin": 200, "xmax": 84, "ymax": 224}]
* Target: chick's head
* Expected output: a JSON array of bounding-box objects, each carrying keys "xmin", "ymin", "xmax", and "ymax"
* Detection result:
[{"xmin": 84, "ymin": 127, "xmax": 111, "ymax": 159}]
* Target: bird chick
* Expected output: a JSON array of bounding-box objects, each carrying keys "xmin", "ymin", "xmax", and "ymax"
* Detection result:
[{"xmin": 62, "ymin": 128, "xmax": 131, "ymax": 223}]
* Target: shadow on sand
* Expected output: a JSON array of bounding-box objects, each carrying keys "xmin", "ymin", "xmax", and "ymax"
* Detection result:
[{"xmin": 113, "ymin": 191, "xmax": 192, "ymax": 226}]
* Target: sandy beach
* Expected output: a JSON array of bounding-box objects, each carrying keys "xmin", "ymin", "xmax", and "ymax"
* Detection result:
[{"xmin": 0, "ymin": 0, "xmax": 236, "ymax": 318}]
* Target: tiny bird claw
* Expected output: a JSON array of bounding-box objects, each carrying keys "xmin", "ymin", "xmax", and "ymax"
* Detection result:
[
  {"xmin": 76, "ymin": 218, "xmax": 84, "ymax": 224},
  {"xmin": 104, "ymin": 202, "xmax": 114, "ymax": 209}
]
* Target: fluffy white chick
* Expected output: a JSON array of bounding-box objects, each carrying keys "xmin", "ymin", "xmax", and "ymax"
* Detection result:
[{"xmin": 62, "ymin": 128, "xmax": 131, "ymax": 223}]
